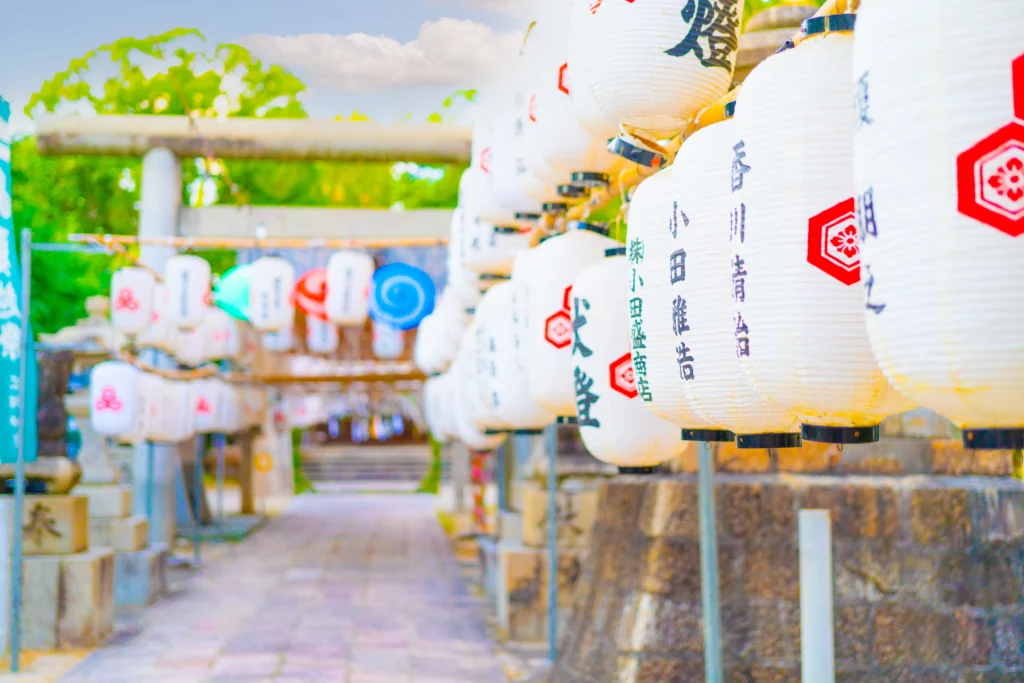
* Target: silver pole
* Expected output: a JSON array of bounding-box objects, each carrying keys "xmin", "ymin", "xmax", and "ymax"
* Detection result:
[
  {"xmin": 698, "ymin": 441, "xmax": 723, "ymax": 683},
  {"xmin": 192, "ymin": 435, "xmax": 203, "ymax": 567},
  {"xmin": 545, "ymin": 422, "xmax": 558, "ymax": 662},
  {"xmin": 799, "ymin": 510, "xmax": 836, "ymax": 683},
  {"xmin": 215, "ymin": 433, "xmax": 225, "ymax": 526},
  {"xmin": 10, "ymin": 229, "xmax": 33, "ymax": 672}
]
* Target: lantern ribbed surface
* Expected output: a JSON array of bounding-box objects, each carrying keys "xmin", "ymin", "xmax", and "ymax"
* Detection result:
[
  {"xmin": 137, "ymin": 285, "xmax": 178, "ymax": 353},
  {"xmin": 462, "ymin": 215, "xmax": 530, "ymax": 276},
  {"xmin": 626, "ymin": 167, "xmax": 716, "ymax": 431},
  {"xmin": 485, "ymin": 282, "xmax": 554, "ymax": 430},
  {"xmin": 854, "ymin": 0, "xmax": 1024, "ymax": 439},
  {"xmin": 510, "ymin": 248, "xmax": 538, "ymax": 375},
  {"xmin": 451, "ymin": 356, "xmax": 504, "ymax": 450},
  {"xmin": 572, "ymin": 257, "xmax": 682, "ymax": 467},
  {"xmin": 326, "ymin": 250, "xmax": 374, "ymax": 326},
  {"xmin": 669, "ymin": 120, "xmax": 800, "ymax": 437},
  {"xmin": 582, "ymin": 0, "xmax": 740, "ymax": 136},
  {"xmin": 522, "ymin": 0, "xmax": 619, "ymax": 183},
  {"xmin": 89, "ymin": 361, "xmax": 140, "ymax": 436},
  {"xmin": 249, "ymin": 256, "xmax": 296, "ymax": 332},
  {"xmin": 165, "ymin": 255, "xmax": 210, "ymax": 330},
  {"xmin": 733, "ymin": 32, "xmax": 912, "ymax": 433},
  {"xmin": 191, "ymin": 378, "xmax": 222, "ymax": 434},
  {"xmin": 567, "ymin": 0, "xmax": 619, "ymax": 141},
  {"xmin": 110, "ymin": 267, "xmax": 155, "ymax": 335},
  {"xmin": 526, "ymin": 227, "xmax": 619, "ymax": 417}
]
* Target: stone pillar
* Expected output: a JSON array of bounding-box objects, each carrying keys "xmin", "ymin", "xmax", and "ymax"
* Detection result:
[
  {"xmin": 66, "ymin": 392, "xmax": 119, "ymax": 485},
  {"xmin": 133, "ymin": 148, "xmax": 182, "ymax": 547}
]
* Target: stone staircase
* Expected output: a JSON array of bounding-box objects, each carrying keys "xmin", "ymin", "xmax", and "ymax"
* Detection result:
[{"xmin": 300, "ymin": 445, "xmax": 449, "ymax": 487}]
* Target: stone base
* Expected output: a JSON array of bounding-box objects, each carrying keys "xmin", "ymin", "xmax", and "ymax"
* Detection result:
[
  {"xmin": 497, "ymin": 542, "xmax": 583, "ymax": 643},
  {"xmin": 521, "ymin": 483, "xmax": 598, "ymax": 549},
  {"xmin": 22, "ymin": 494, "xmax": 89, "ymax": 556},
  {"xmin": 89, "ymin": 515, "xmax": 148, "ymax": 552},
  {"xmin": 76, "ymin": 484, "xmax": 132, "ymax": 518},
  {"xmin": 114, "ymin": 543, "xmax": 168, "ymax": 607},
  {"xmin": 22, "ymin": 548, "xmax": 114, "ymax": 650}
]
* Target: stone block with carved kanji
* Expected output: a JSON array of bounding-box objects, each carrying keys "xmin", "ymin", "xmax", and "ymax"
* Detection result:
[
  {"xmin": 521, "ymin": 482, "xmax": 598, "ymax": 549},
  {"xmin": 22, "ymin": 494, "xmax": 88, "ymax": 556}
]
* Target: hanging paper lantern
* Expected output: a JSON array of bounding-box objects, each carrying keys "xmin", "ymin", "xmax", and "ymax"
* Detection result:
[
  {"xmin": 248, "ymin": 256, "xmax": 296, "ymax": 331},
  {"xmin": 165, "ymin": 255, "xmax": 211, "ymax": 329},
  {"xmin": 89, "ymin": 361, "xmax": 140, "ymax": 436},
  {"xmin": 580, "ymin": 0, "xmax": 740, "ymax": 137},
  {"xmin": 522, "ymin": 0, "xmax": 620, "ymax": 186},
  {"xmin": 140, "ymin": 376, "xmax": 193, "ymax": 443},
  {"xmin": 136, "ymin": 284, "xmax": 179, "ymax": 353},
  {"xmin": 854, "ymin": 2, "xmax": 1024, "ymax": 448},
  {"xmin": 450, "ymin": 357, "xmax": 504, "ymax": 450},
  {"xmin": 293, "ymin": 268, "xmax": 329, "ymax": 321},
  {"xmin": 207, "ymin": 308, "xmax": 241, "ymax": 361},
  {"xmin": 571, "ymin": 254, "xmax": 682, "ymax": 468},
  {"xmin": 526, "ymin": 223, "xmax": 619, "ymax": 416},
  {"xmin": 263, "ymin": 327, "xmax": 294, "ymax": 353},
  {"xmin": 306, "ymin": 316, "xmax": 339, "ymax": 355},
  {"xmin": 214, "ymin": 264, "xmax": 251, "ymax": 321},
  {"xmin": 191, "ymin": 379, "xmax": 222, "ymax": 434},
  {"xmin": 372, "ymin": 320, "xmax": 405, "ymax": 360},
  {"xmin": 220, "ymin": 385, "xmax": 243, "ymax": 434},
  {"xmin": 484, "ymin": 282, "xmax": 554, "ymax": 430},
  {"xmin": 733, "ymin": 16, "xmax": 912, "ymax": 445},
  {"xmin": 462, "ymin": 215, "xmax": 530, "ymax": 277},
  {"xmin": 464, "ymin": 295, "xmax": 510, "ymax": 433},
  {"xmin": 325, "ymin": 250, "xmax": 375, "ymax": 326},
  {"xmin": 567, "ymin": 0, "xmax": 620, "ymax": 141},
  {"xmin": 369, "ymin": 263, "xmax": 436, "ymax": 331},
  {"xmin": 663, "ymin": 116, "xmax": 801, "ymax": 446},
  {"xmin": 110, "ymin": 267, "xmax": 155, "ymax": 335}
]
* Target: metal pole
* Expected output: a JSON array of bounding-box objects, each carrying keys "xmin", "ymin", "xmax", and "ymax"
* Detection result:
[
  {"xmin": 496, "ymin": 438, "xmax": 507, "ymax": 513},
  {"xmin": 799, "ymin": 510, "xmax": 836, "ymax": 683},
  {"xmin": 193, "ymin": 435, "xmax": 204, "ymax": 567},
  {"xmin": 10, "ymin": 230, "xmax": 33, "ymax": 672},
  {"xmin": 215, "ymin": 433, "xmax": 226, "ymax": 526},
  {"xmin": 545, "ymin": 422, "xmax": 558, "ymax": 662},
  {"xmin": 698, "ymin": 441, "xmax": 723, "ymax": 683},
  {"xmin": 145, "ymin": 441, "xmax": 155, "ymax": 522}
]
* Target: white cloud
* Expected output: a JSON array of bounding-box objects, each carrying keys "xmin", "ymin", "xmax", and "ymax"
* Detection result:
[{"xmin": 239, "ymin": 19, "xmax": 522, "ymax": 92}]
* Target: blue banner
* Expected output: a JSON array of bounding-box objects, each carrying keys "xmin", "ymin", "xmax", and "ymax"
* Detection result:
[{"xmin": 0, "ymin": 97, "xmax": 38, "ymax": 464}]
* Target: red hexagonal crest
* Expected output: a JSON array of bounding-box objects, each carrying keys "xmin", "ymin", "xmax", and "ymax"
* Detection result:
[
  {"xmin": 957, "ymin": 121, "xmax": 1024, "ymax": 237},
  {"xmin": 807, "ymin": 197, "xmax": 860, "ymax": 286},
  {"xmin": 609, "ymin": 353, "xmax": 638, "ymax": 399},
  {"xmin": 544, "ymin": 310, "xmax": 572, "ymax": 349},
  {"xmin": 479, "ymin": 146, "xmax": 491, "ymax": 174},
  {"xmin": 562, "ymin": 285, "xmax": 573, "ymax": 311},
  {"xmin": 558, "ymin": 63, "xmax": 570, "ymax": 96}
]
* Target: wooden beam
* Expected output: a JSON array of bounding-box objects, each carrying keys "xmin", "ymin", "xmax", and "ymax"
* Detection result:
[
  {"xmin": 35, "ymin": 115, "xmax": 473, "ymax": 164},
  {"xmin": 179, "ymin": 206, "xmax": 453, "ymax": 241}
]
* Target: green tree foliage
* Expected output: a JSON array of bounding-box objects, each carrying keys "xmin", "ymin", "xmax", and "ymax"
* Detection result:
[{"xmin": 15, "ymin": 29, "xmax": 463, "ymax": 335}]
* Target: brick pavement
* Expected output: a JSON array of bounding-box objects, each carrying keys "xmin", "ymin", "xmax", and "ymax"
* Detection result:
[{"xmin": 60, "ymin": 494, "xmax": 509, "ymax": 683}]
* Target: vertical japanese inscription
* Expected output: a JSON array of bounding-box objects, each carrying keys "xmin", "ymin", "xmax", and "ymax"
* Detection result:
[
  {"xmin": 732, "ymin": 138, "xmax": 751, "ymax": 358},
  {"xmin": 627, "ymin": 239, "xmax": 653, "ymax": 401}
]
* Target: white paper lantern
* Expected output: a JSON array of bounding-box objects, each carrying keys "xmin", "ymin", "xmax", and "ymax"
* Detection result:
[
  {"xmin": 208, "ymin": 308, "xmax": 241, "ymax": 361},
  {"xmin": 522, "ymin": 0, "xmax": 620, "ymax": 185},
  {"xmin": 732, "ymin": 21, "xmax": 912, "ymax": 444},
  {"xmin": 484, "ymin": 282, "xmax": 554, "ymax": 430},
  {"xmin": 581, "ymin": 0, "xmax": 740, "ymax": 136},
  {"xmin": 140, "ymin": 375, "xmax": 193, "ymax": 443},
  {"xmin": 526, "ymin": 223, "xmax": 621, "ymax": 416},
  {"xmin": 136, "ymin": 284, "xmax": 178, "ymax": 353},
  {"xmin": 263, "ymin": 327, "xmax": 294, "ymax": 352},
  {"xmin": 191, "ymin": 379, "xmax": 222, "ymax": 434},
  {"xmin": 372, "ymin": 320, "xmax": 404, "ymax": 360},
  {"xmin": 458, "ymin": 312, "xmax": 508, "ymax": 433},
  {"xmin": 665, "ymin": 117, "xmax": 801, "ymax": 446},
  {"xmin": 462, "ymin": 215, "xmax": 530, "ymax": 277},
  {"xmin": 326, "ymin": 250, "xmax": 374, "ymax": 326},
  {"xmin": 626, "ymin": 166, "xmax": 721, "ymax": 436},
  {"xmin": 110, "ymin": 267, "xmax": 155, "ymax": 335},
  {"xmin": 165, "ymin": 255, "xmax": 211, "ymax": 330},
  {"xmin": 450, "ymin": 357, "xmax": 504, "ymax": 450},
  {"xmin": 854, "ymin": 1, "xmax": 1024, "ymax": 448},
  {"xmin": 89, "ymin": 361, "xmax": 140, "ymax": 436},
  {"xmin": 571, "ymin": 255, "xmax": 682, "ymax": 468},
  {"xmin": 249, "ymin": 256, "xmax": 295, "ymax": 331},
  {"xmin": 306, "ymin": 316, "xmax": 339, "ymax": 355},
  {"xmin": 567, "ymin": 0, "xmax": 619, "ymax": 141}
]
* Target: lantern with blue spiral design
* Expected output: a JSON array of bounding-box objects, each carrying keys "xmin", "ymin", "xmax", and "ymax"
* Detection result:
[{"xmin": 368, "ymin": 264, "xmax": 436, "ymax": 331}]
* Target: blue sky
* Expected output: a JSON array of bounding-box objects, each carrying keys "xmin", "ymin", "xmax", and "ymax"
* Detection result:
[{"xmin": 2, "ymin": 0, "xmax": 526, "ymax": 134}]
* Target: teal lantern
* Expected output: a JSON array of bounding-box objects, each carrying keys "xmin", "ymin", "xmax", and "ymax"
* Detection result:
[{"xmin": 214, "ymin": 264, "xmax": 252, "ymax": 321}]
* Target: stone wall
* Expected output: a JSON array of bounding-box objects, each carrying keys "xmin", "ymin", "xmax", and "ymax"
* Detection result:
[{"xmin": 549, "ymin": 473, "xmax": 1024, "ymax": 683}]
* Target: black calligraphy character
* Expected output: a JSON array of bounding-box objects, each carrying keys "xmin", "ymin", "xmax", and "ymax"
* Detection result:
[
  {"xmin": 669, "ymin": 249, "xmax": 686, "ymax": 284},
  {"xmin": 730, "ymin": 202, "xmax": 746, "ymax": 243},
  {"xmin": 632, "ymin": 351, "xmax": 648, "ymax": 378},
  {"xmin": 734, "ymin": 313, "xmax": 748, "ymax": 337},
  {"xmin": 731, "ymin": 254, "xmax": 747, "ymax": 303},
  {"xmin": 628, "ymin": 238, "xmax": 645, "ymax": 265},
  {"xmin": 670, "ymin": 201, "xmax": 690, "ymax": 239},
  {"xmin": 665, "ymin": 0, "xmax": 740, "ymax": 72},
  {"xmin": 675, "ymin": 342, "xmax": 696, "ymax": 381},
  {"xmin": 736, "ymin": 337, "xmax": 750, "ymax": 358},
  {"xmin": 631, "ymin": 318, "xmax": 647, "ymax": 350},
  {"xmin": 672, "ymin": 296, "xmax": 690, "ymax": 336},
  {"xmin": 864, "ymin": 266, "xmax": 886, "ymax": 315},
  {"xmin": 574, "ymin": 367, "xmax": 601, "ymax": 428},
  {"xmin": 23, "ymin": 503, "xmax": 63, "ymax": 546},
  {"xmin": 572, "ymin": 296, "xmax": 593, "ymax": 358},
  {"xmin": 855, "ymin": 71, "xmax": 873, "ymax": 128},
  {"xmin": 857, "ymin": 187, "xmax": 878, "ymax": 239},
  {"xmin": 731, "ymin": 140, "xmax": 751, "ymax": 192},
  {"xmin": 629, "ymin": 297, "xmax": 643, "ymax": 319}
]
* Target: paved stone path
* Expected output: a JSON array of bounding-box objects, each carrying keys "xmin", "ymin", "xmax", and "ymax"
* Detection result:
[{"xmin": 61, "ymin": 494, "xmax": 509, "ymax": 683}]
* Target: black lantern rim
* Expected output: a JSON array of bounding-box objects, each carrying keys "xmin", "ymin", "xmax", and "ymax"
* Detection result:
[
  {"xmin": 962, "ymin": 428, "xmax": 1024, "ymax": 450},
  {"xmin": 801, "ymin": 424, "xmax": 879, "ymax": 445}
]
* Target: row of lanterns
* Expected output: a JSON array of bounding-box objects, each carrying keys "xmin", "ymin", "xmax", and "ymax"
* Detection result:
[
  {"xmin": 422, "ymin": 0, "xmax": 1024, "ymax": 466},
  {"xmin": 89, "ymin": 361, "xmax": 266, "ymax": 442}
]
